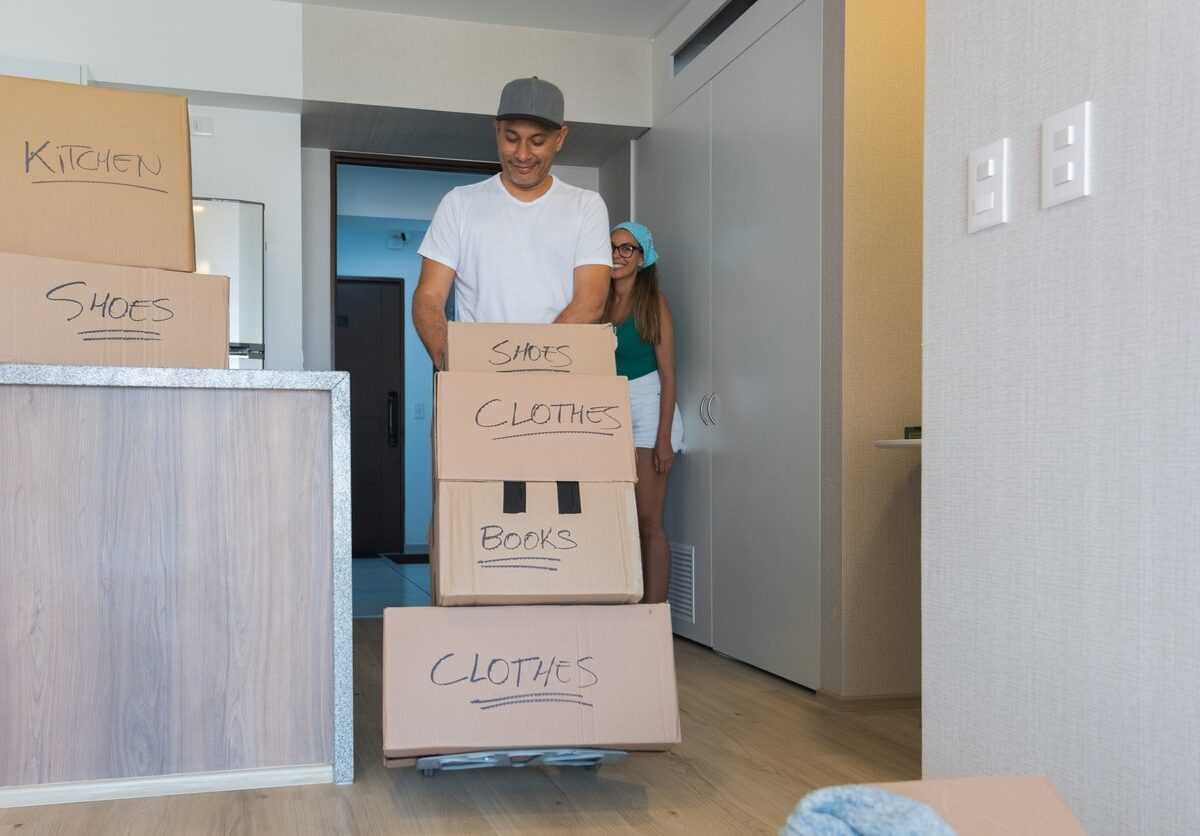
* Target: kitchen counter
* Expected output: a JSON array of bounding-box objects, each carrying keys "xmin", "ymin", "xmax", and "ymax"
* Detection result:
[{"xmin": 0, "ymin": 365, "xmax": 352, "ymax": 807}]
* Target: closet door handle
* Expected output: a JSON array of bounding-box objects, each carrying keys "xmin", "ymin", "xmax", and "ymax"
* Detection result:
[
  {"xmin": 707, "ymin": 393, "xmax": 722, "ymax": 425},
  {"xmin": 699, "ymin": 393, "xmax": 712, "ymax": 425}
]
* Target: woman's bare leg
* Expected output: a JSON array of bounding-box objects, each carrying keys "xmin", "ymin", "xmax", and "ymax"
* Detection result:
[{"xmin": 634, "ymin": 447, "xmax": 672, "ymax": 604}]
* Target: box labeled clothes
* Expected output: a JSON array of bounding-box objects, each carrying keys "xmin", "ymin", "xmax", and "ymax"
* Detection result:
[{"xmin": 382, "ymin": 604, "xmax": 679, "ymax": 758}]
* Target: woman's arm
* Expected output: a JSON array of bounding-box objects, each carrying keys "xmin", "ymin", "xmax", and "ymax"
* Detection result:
[{"xmin": 652, "ymin": 292, "xmax": 677, "ymax": 473}]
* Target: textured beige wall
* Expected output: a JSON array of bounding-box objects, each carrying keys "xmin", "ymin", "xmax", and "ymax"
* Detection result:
[
  {"xmin": 302, "ymin": 5, "xmax": 651, "ymax": 127},
  {"xmin": 923, "ymin": 1, "xmax": 1200, "ymax": 830},
  {"xmin": 826, "ymin": 0, "xmax": 925, "ymax": 697}
]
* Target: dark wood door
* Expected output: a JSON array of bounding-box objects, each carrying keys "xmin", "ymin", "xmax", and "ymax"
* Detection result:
[{"xmin": 335, "ymin": 279, "xmax": 404, "ymax": 555}]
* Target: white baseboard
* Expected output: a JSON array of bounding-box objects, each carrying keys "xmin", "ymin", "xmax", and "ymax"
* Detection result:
[{"xmin": 0, "ymin": 763, "xmax": 333, "ymax": 809}]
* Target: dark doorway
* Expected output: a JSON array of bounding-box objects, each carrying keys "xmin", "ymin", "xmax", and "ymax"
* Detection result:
[{"xmin": 335, "ymin": 279, "xmax": 405, "ymax": 555}]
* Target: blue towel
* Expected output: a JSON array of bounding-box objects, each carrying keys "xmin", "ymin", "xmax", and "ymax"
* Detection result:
[{"xmin": 781, "ymin": 785, "xmax": 957, "ymax": 836}]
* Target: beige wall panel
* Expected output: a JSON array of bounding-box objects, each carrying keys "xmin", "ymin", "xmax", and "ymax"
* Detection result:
[
  {"xmin": 835, "ymin": 0, "xmax": 925, "ymax": 697},
  {"xmin": 0, "ymin": 386, "xmax": 333, "ymax": 786},
  {"xmin": 302, "ymin": 6, "xmax": 650, "ymax": 128},
  {"xmin": 924, "ymin": 0, "xmax": 1200, "ymax": 829}
]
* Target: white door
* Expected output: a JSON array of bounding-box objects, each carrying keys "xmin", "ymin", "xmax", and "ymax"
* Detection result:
[
  {"xmin": 635, "ymin": 85, "xmax": 714, "ymax": 645},
  {"xmin": 709, "ymin": 1, "xmax": 823, "ymax": 686}
]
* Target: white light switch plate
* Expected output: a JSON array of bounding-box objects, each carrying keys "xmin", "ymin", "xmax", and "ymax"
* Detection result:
[
  {"xmin": 1041, "ymin": 101, "xmax": 1091, "ymax": 208},
  {"xmin": 189, "ymin": 116, "xmax": 214, "ymax": 137},
  {"xmin": 967, "ymin": 138, "xmax": 1009, "ymax": 233}
]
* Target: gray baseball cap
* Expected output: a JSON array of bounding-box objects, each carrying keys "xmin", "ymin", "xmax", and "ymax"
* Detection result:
[{"xmin": 496, "ymin": 77, "xmax": 564, "ymax": 129}]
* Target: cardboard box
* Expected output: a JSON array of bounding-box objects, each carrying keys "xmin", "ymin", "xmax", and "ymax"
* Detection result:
[
  {"xmin": 0, "ymin": 251, "xmax": 229, "ymax": 369},
  {"xmin": 0, "ymin": 75, "xmax": 195, "ymax": 271},
  {"xmin": 871, "ymin": 775, "xmax": 1085, "ymax": 835},
  {"xmin": 382, "ymin": 604, "xmax": 679, "ymax": 758},
  {"xmin": 432, "ymin": 481, "xmax": 642, "ymax": 606},
  {"xmin": 435, "ymin": 371, "xmax": 636, "ymax": 483},
  {"xmin": 446, "ymin": 322, "xmax": 617, "ymax": 375}
]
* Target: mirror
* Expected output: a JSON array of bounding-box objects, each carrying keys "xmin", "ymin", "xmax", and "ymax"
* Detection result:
[{"xmin": 192, "ymin": 197, "xmax": 265, "ymax": 367}]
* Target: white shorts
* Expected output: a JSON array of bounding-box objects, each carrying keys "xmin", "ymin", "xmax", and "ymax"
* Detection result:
[{"xmin": 628, "ymin": 370, "xmax": 685, "ymax": 452}]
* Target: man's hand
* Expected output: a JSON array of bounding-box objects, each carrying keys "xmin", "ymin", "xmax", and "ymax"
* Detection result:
[
  {"xmin": 554, "ymin": 263, "xmax": 611, "ymax": 324},
  {"xmin": 412, "ymin": 258, "xmax": 456, "ymax": 368}
]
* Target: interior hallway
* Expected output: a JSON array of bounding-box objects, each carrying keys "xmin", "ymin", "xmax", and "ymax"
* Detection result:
[{"xmin": 0, "ymin": 566, "xmax": 919, "ymax": 834}]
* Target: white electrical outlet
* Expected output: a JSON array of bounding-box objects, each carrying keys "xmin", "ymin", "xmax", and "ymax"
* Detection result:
[
  {"xmin": 967, "ymin": 138, "xmax": 1009, "ymax": 233},
  {"xmin": 1041, "ymin": 101, "xmax": 1091, "ymax": 208}
]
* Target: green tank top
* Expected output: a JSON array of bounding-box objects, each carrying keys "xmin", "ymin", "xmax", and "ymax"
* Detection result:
[{"xmin": 614, "ymin": 316, "xmax": 658, "ymax": 380}]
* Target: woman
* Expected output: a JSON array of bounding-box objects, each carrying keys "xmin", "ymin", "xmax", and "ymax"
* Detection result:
[{"xmin": 606, "ymin": 221, "xmax": 684, "ymax": 604}]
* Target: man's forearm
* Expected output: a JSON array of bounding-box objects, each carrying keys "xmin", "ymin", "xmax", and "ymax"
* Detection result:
[
  {"xmin": 557, "ymin": 264, "xmax": 611, "ymax": 324},
  {"xmin": 413, "ymin": 294, "xmax": 449, "ymax": 369},
  {"xmin": 553, "ymin": 295, "xmax": 605, "ymax": 324}
]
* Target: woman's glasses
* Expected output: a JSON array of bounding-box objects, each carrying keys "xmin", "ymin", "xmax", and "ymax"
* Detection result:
[{"xmin": 611, "ymin": 243, "xmax": 643, "ymax": 258}]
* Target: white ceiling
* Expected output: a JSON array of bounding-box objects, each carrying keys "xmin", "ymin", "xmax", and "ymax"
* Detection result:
[{"xmin": 291, "ymin": 0, "xmax": 692, "ymax": 39}]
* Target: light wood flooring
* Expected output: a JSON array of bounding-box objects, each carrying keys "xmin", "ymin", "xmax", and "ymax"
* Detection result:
[{"xmin": 0, "ymin": 615, "xmax": 919, "ymax": 835}]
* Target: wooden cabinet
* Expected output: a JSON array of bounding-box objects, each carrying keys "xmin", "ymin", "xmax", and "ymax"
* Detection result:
[{"xmin": 636, "ymin": 1, "xmax": 822, "ymax": 688}]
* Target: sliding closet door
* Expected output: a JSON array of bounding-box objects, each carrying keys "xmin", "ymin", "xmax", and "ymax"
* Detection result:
[
  {"xmin": 635, "ymin": 85, "xmax": 714, "ymax": 645},
  {"xmin": 709, "ymin": 1, "xmax": 822, "ymax": 686}
]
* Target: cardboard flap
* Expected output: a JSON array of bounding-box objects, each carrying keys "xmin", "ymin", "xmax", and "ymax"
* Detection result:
[
  {"xmin": 435, "ymin": 371, "xmax": 636, "ymax": 482},
  {"xmin": 871, "ymin": 776, "xmax": 1086, "ymax": 834},
  {"xmin": 447, "ymin": 322, "xmax": 617, "ymax": 374}
]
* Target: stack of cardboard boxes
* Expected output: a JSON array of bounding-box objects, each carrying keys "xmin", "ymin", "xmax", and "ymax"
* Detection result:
[
  {"xmin": 382, "ymin": 322, "xmax": 681, "ymax": 762},
  {"xmin": 0, "ymin": 75, "xmax": 229, "ymax": 369}
]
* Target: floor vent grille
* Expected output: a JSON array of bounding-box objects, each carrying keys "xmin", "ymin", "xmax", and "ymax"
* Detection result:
[{"xmin": 668, "ymin": 543, "xmax": 695, "ymax": 623}]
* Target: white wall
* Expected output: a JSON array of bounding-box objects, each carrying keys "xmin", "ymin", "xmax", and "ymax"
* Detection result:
[
  {"xmin": 650, "ymin": 0, "xmax": 803, "ymax": 124},
  {"xmin": 550, "ymin": 165, "xmax": 600, "ymax": 194},
  {"xmin": 598, "ymin": 143, "xmax": 633, "ymax": 223},
  {"xmin": 302, "ymin": 149, "xmax": 333, "ymax": 371},
  {"xmin": 924, "ymin": 1, "xmax": 1200, "ymax": 832},
  {"xmin": 336, "ymin": 165, "xmax": 598, "ymax": 220},
  {"xmin": 0, "ymin": 0, "xmax": 302, "ymax": 98},
  {"xmin": 190, "ymin": 105, "xmax": 303, "ymax": 369},
  {"xmin": 302, "ymin": 5, "xmax": 651, "ymax": 127}
]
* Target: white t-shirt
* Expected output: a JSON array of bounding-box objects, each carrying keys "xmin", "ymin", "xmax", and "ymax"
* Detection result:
[{"xmin": 417, "ymin": 173, "xmax": 612, "ymax": 323}]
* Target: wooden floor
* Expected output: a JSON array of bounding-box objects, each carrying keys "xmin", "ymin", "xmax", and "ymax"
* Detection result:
[{"xmin": 0, "ymin": 620, "xmax": 920, "ymax": 835}]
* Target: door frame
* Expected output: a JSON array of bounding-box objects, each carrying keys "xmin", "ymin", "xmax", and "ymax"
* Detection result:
[
  {"xmin": 328, "ymin": 152, "xmax": 501, "ymax": 367},
  {"xmin": 328, "ymin": 152, "xmax": 501, "ymax": 557}
]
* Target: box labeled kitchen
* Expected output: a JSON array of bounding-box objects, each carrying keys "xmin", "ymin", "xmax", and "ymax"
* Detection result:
[
  {"xmin": 0, "ymin": 251, "xmax": 228, "ymax": 369},
  {"xmin": 446, "ymin": 322, "xmax": 617, "ymax": 375},
  {"xmin": 382, "ymin": 604, "xmax": 679, "ymax": 759},
  {"xmin": 0, "ymin": 74, "xmax": 196, "ymax": 271}
]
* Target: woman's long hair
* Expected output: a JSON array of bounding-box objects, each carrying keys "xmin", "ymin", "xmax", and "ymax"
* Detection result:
[{"xmin": 602, "ymin": 263, "xmax": 661, "ymax": 345}]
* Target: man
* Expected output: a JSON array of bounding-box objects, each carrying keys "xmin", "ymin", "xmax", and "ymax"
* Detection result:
[{"xmin": 412, "ymin": 77, "xmax": 613, "ymax": 368}]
